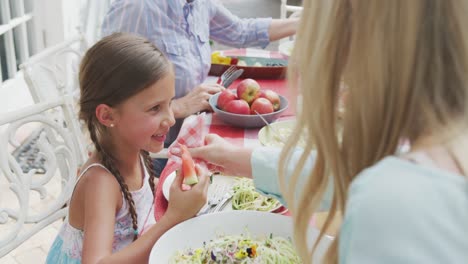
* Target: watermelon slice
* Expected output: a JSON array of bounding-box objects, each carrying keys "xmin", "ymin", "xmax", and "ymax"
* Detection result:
[{"xmin": 180, "ymin": 145, "xmax": 199, "ymax": 185}]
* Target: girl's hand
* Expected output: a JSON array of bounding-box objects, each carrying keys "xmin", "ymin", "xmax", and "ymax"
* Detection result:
[
  {"xmin": 170, "ymin": 134, "xmax": 253, "ymax": 177},
  {"xmin": 165, "ymin": 165, "xmax": 209, "ymax": 223}
]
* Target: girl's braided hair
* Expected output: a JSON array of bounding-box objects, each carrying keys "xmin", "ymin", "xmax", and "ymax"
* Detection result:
[{"xmin": 79, "ymin": 33, "xmax": 169, "ymax": 240}]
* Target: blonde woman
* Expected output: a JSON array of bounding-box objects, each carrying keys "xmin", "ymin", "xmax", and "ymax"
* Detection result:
[{"xmin": 174, "ymin": 0, "xmax": 468, "ymax": 263}]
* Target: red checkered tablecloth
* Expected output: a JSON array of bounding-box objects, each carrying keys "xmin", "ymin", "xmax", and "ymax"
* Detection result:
[{"xmin": 154, "ymin": 49, "xmax": 294, "ymax": 220}]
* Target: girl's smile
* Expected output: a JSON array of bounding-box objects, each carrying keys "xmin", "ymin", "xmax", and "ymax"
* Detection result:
[{"xmin": 152, "ymin": 133, "xmax": 167, "ymax": 143}]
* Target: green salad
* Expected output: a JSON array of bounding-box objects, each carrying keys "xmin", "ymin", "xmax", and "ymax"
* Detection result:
[
  {"xmin": 231, "ymin": 178, "xmax": 281, "ymax": 212},
  {"xmin": 170, "ymin": 232, "xmax": 302, "ymax": 264}
]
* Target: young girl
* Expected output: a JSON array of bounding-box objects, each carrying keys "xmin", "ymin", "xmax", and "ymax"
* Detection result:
[
  {"xmin": 46, "ymin": 33, "xmax": 209, "ymax": 263},
  {"xmin": 179, "ymin": 0, "xmax": 468, "ymax": 263}
]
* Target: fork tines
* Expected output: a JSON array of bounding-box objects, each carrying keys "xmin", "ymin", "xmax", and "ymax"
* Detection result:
[
  {"xmin": 218, "ymin": 65, "xmax": 237, "ymax": 85},
  {"xmin": 222, "ymin": 65, "xmax": 237, "ymax": 77}
]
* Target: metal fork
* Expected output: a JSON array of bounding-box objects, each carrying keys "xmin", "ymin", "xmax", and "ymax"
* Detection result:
[
  {"xmin": 222, "ymin": 68, "xmax": 244, "ymax": 88},
  {"xmin": 217, "ymin": 65, "xmax": 237, "ymax": 86},
  {"xmin": 197, "ymin": 184, "xmax": 228, "ymax": 215},
  {"xmin": 210, "ymin": 191, "xmax": 233, "ymax": 213}
]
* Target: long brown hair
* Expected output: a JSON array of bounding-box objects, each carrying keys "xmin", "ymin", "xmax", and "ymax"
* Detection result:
[
  {"xmin": 280, "ymin": 0, "xmax": 468, "ymax": 262},
  {"xmin": 79, "ymin": 33, "xmax": 171, "ymax": 240}
]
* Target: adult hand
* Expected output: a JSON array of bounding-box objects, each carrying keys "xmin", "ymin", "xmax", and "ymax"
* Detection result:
[
  {"xmin": 170, "ymin": 134, "xmax": 253, "ymax": 177},
  {"xmin": 165, "ymin": 165, "xmax": 210, "ymax": 223},
  {"xmin": 171, "ymin": 83, "xmax": 224, "ymax": 118}
]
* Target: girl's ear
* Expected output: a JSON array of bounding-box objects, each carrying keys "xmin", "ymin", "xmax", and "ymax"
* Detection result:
[{"xmin": 95, "ymin": 104, "xmax": 117, "ymax": 128}]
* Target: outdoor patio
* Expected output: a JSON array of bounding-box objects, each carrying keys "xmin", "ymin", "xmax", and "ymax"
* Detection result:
[{"xmin": 0, "ymin": 0, "xmax": 301, "ymax": 262}]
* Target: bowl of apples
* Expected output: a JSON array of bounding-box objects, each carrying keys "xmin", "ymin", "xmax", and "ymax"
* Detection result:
[{"xmin": 209, "ymin": 79, "xmax": 289, "ymax": 128}]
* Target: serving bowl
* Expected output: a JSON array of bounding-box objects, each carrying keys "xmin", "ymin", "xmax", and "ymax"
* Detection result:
[
  {"xmin": 278, "ymin": 40, "xmax": 295, "ymax": 57},
  {"xmin": 258, "ymin": 119, "xmax": 298, "ymax": 147},
  {"xmin": 209, "ymin": 92, "xmax": 289, "ymax": 128},
  {"xmin": 209, "ymin": 56, "xmax": 288, "ymax": 80},
  {"xmin": 149, "ymin": 211, "xmax": 332, "ymax": 263}
]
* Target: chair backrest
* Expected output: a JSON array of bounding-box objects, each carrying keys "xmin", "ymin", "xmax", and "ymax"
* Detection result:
[
  {"xmin": 19, "ymin": 33, "xmax": 88, "ymax": 104},
  {"xmin": 279, "ymin": 0, "xmax": 303, "ymax": 45},
  {"xmin": 19, "ymin": 32, "xmax": 92, "ymax": 156},
  {"xmin": 280, "ymin": 0, "xmax": 303, "ymax": 19},
  {"xmin": 0, "ymin": 95, "xmax": 87, "ymax": 257}
]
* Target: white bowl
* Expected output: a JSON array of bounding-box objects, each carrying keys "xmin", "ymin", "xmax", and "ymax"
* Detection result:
[
  {"xmin": 149, "ymin": 211, "xmax": 332, "ymax": 263},
  {"xmin": 278, "ymin": 40, "xmax": 295, "ymax": 57},
  {"xmin": 258, "ymin": 119, "xmax": 297, "ymax": 147}
]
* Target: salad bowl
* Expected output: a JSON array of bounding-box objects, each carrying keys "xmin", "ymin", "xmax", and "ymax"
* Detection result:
[{"xmin": 149, "ymin": 211, "xmax": 332, "ymax": 263}]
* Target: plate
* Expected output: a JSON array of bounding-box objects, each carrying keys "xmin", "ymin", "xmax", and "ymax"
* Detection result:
[
  {"xmin": 258, "ymin": 119, "xmax": 304, "ymax": 147},
  {"xmin": 149, "ymin": 211, "xmax": 332, "ymax": 263},
  {"xmin": 278, "ymin": 40, "xmax": 295, "ymax": 57},
  {"xmin": 163, "ymin": 174, "xmax": 282, "ymax": 213},
  {"xmin": 161, "ymin": 171, "xmax": 177, "ymax": 200},
  {"xmin": 209, "ymin": 56, "xmax": 288, "ymax": 80},
  {"xmin": 208, "ymin": 91, "xmax": 289, "ymax": 128}
]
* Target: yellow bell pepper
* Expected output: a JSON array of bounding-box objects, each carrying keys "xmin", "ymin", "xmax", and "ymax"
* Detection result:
[{"xmin": 211, "ymin": 51, "xmax": 232, "ymax": 65}]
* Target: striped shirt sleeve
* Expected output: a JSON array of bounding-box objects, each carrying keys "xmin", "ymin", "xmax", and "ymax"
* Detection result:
[{"xmin": 207, "ymin": 0, "xmax": 271, "ymax": 48}]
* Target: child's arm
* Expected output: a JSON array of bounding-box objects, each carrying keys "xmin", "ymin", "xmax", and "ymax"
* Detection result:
[
  {"xmin": 80, "ymin": 166, "xmax": 209, "ymax": 264},
  {"xmin": 80, "ymin": 168, "xmax": 121, "ymax": 263}
]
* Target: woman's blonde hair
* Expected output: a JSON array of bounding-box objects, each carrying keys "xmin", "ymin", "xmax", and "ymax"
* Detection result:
[{"xmin": 280, "ymin": 0, "xmax": 468, "ymax": 262}]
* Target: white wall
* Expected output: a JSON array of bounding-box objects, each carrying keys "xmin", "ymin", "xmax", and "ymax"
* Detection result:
[
  {"xmin": 33, "ymin": 0, "xmax": 81, "ymax": 47},
  {"xmin": 0, "ymin": 0, "xmax": 80, "ymax": 113}
]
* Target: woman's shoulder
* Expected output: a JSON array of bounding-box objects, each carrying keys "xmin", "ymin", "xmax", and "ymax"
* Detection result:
[
  {"xmin": 350, "ymin": 156, "xmax": 468, "ymax": 198},
  {"xmin": 348, "ymin": 156, "xmax": 468, "ymax": 213},
  {"xmin": 340, "ymin": 157, "xmax": 468, "ymax": 262}
]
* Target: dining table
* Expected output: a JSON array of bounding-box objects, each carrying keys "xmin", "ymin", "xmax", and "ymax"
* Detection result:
[{"xmin": 154, "ymin": 48, "xmax": 339, "ymax": 237}]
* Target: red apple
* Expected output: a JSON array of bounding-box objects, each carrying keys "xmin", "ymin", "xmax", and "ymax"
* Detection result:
[
  {"xmin": 250, "ymin": 98, "xmax": 274, "ymax": 114},
  {"xmin": 217, "ymin": 89, "xmax": 237, "ymax": 110},
  {"xmin": 259, "ymin": 89, "xmax": 281, "ymax": 111},
  {"xmin": 258, "ymin": 90, "xmax": 266, "ymax": 98},
  {"xmin": 236, "ymin": 78, "xmax": 261, "ymax": 104},
  {"xmin": 224, "ymin": 100, "xmax": 250, "ymax": 115}
]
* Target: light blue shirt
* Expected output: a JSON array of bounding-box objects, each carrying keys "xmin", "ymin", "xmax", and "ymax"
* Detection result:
[
  {"xmin": 251, "ymin": 148, "xmax": 468, "ymax": 263},
  {"xmin": 101, "ymin": 0, "xmax": 271, "ymax": 144}
]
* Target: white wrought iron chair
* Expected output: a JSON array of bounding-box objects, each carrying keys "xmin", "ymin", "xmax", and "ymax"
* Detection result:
[
  {"xmin": 19, "ymin": 32, "xmax": 88, "ymax": 104},
  {"xmin": 280, "ymin": 0, "xmax": 303, "ymax": 20},
  {"xmin": 279, "ymin": 0, "xmax": 303, "ymax": 45},
  {"xmin": 0, "ymin": 95, "xmax": 88, "ymax": 257},
  {"xmin": 18, "ymin": 32, "xmax": 94, "ymax": 158}
]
